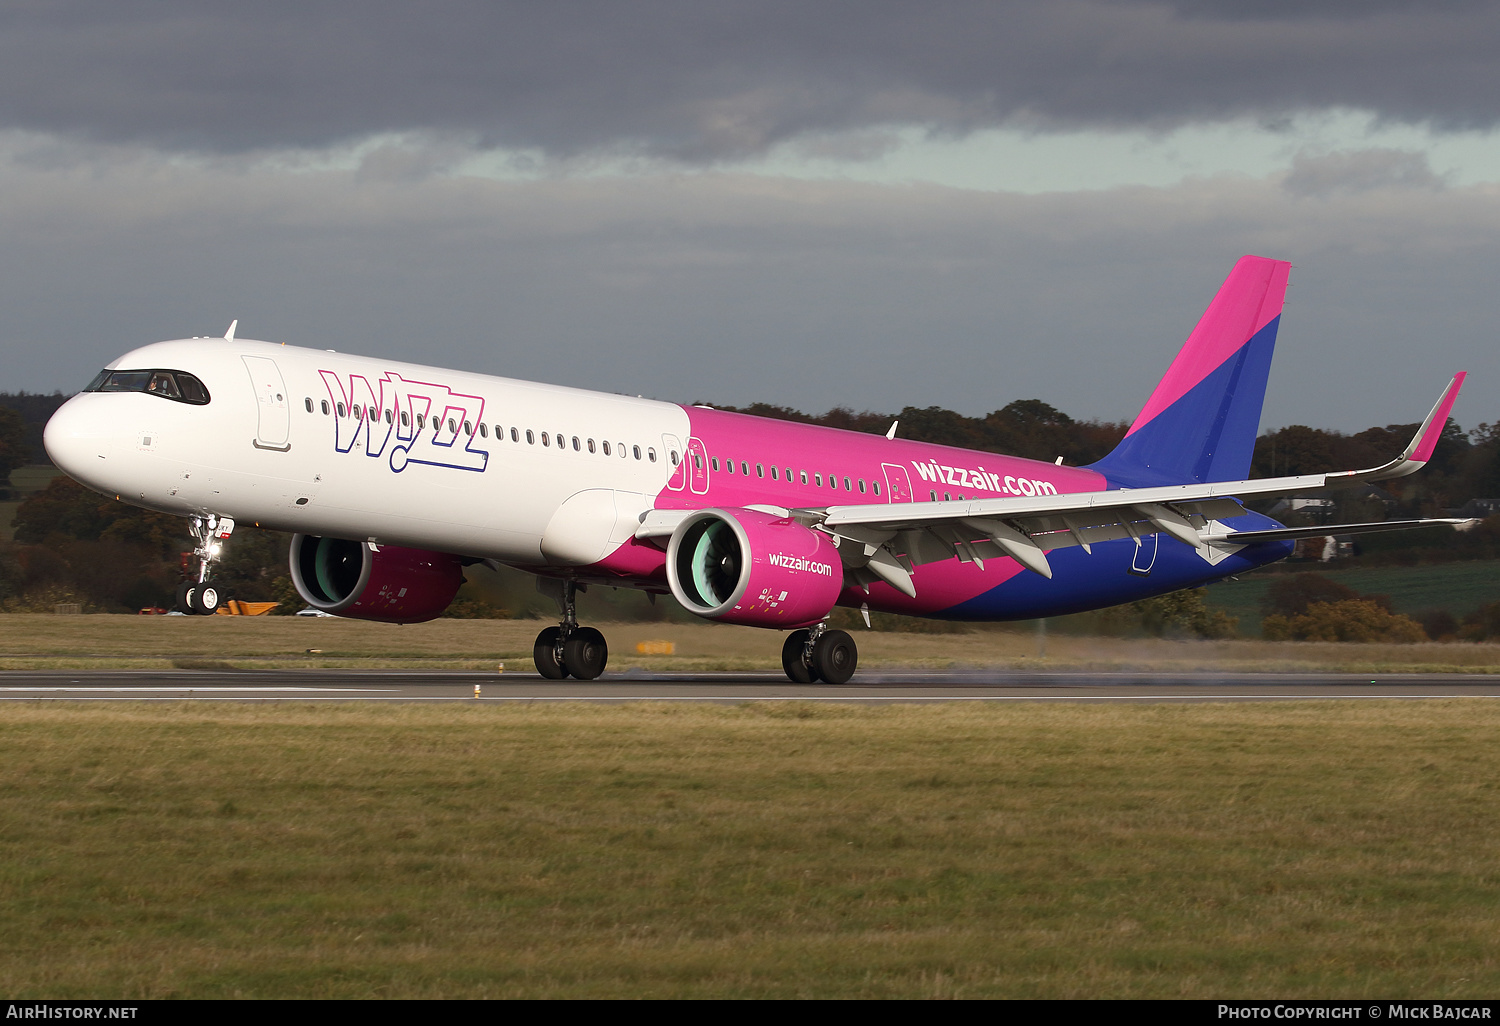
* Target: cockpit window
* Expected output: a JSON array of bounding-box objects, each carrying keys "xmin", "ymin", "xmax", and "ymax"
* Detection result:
[
  {"xmin": 83, "ymin": 369, "xmax": 210, "ymax": 405},
  {"xmin": 148, "ymin": 372, "xmax": 181, "ymax": 399}
]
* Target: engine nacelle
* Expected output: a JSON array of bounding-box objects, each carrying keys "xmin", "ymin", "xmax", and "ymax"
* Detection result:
[
  {"xmin": 289, "ymin": 534, "xmax": 464, "ymax": 623},
  {"xmin": 666, "ymin": 508, "xmax": 843, "ymax": 628}
]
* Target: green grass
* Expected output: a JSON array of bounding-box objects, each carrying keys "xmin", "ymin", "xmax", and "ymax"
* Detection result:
[
  {"xmin": 2, "ymin": 701, "xmax": 1499, "ymax": 997},
  {"xmin": 1205, "ymin": 559, "xmax": 1500, "ymax": 635}
]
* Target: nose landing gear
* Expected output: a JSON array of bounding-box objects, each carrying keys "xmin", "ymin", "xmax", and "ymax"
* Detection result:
[
  {"xmin": 532, "ymin": 579, "xmax": 609, "ymax": 680},
  {"xmin": 781, "ymin": 623, "xmax": 858, "ymax": 684},
  {"xmin": 174, "ymin": 515, "xmax": 234, "ymax": 615}
]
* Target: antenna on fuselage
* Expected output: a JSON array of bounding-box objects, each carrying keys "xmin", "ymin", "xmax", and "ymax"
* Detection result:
[
  {"xmin": 885, "ymin": 420, "xmax": 899, "ymax": 440},
  {"xmin": 223, "ymin": 320, "xmax": 238, "ymax": 341}
]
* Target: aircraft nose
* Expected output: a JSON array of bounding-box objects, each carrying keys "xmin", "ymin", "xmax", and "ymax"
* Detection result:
[{"xmin": 43, "ymin": 395, "xmax": 110, "ymax": 489}]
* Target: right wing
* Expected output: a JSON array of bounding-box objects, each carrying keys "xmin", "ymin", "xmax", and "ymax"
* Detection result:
[
  {"xmin": 636, "ymin": 375, "xmax": 1469, "ymax": 598},
  {"xmin": 804, "ymin": 374, "xmax": 1470, "ymax": 596}
]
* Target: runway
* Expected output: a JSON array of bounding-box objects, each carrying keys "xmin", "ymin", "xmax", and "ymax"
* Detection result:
[{"xmin": 2, "ymin": 668, "xmax": 1500, "ymax": 702}]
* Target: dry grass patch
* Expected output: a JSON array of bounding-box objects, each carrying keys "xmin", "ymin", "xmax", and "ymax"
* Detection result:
[{"xmin": 1, "ymin": 701, "xmax": 1499, "ymax": 997}]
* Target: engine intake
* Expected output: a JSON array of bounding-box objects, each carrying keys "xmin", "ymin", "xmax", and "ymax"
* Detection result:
[
  {"xmin": 289, "ymin": 534, "xmax": 464, "ymax": 623},
  {"xmin": 666, "ymin": 508, "xmax": 843, "ymax": 628}
]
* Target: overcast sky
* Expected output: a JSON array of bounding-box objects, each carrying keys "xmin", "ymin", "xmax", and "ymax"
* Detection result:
[{"xmin": 2, "ymin": 1, "xmax": 1499, "ymax": 432}]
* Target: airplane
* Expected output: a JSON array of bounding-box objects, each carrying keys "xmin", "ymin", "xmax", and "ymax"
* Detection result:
[{"xmin": 42, "ymin": 255, "xmax": 1469, "ymax": 683}]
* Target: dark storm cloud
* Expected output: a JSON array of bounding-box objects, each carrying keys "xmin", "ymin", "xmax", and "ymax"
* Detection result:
[
  {"xmin": 1, "ymin": 148, "xmax": 1495, "ymax": 431},
  {"xmin": 0, "ymin": 1, "xmax": 1497, "ymax": 158}
]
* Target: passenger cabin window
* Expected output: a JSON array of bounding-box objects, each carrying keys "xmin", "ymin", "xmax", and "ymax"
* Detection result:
[
  {"xmin": 756, "ymin": 463, "xmax": 764, "ymax": 478},
  {"xmin": 633, "ymin": 445, "xmax": 641, "ymax": 460},
  {"xmin": 858, "ymin": 479, "xmax": 866, "ymax": 494},
  {"xmin": 84, "ymin": 368, "xmax": 211, "ymax": 405},
  {"xmin": 527, "ymin": 430, "xmax": 535, "ymax": 444},
  {"xmin": 541, "ymin": 432, "xmax": 549, "ymax": 446},
  {"xmin": 873, "ymin": 481, "xmax": 881, "ymax": 496},
  {"xmin": 479, "ymin": 423, "xmax": 488, "ymax": 438},
  {"xmin": 337, "ymin": 402, "xmax": 347, "ymax": 418},
  {"xmin": 464, "ymin": 420, "xmax": 472, "ymax": 435},
  {"xmin": 800, "ymin": 471, "xmax": 807, "ymax": 485},
  {"xmin": 512, "ymin": 428, "xmax": 520, "ymax": 442},
  {"xmin": 602, "ymin": 441, "xmax": 610, "ymax": 456},
  {"xmin": 304, "ymin": 398, "xmax": 313, "ymax": 413},
  {"xmin": 814, "ymin": 473, "xmax": 822, "ymax": 486},
  {"xmin": 770, "ymin": 466, "xmax": 778, "ymax": 480},
  {"xmin": 648, "ymin": 448, "xmax": 657, "ymax": 463},
  {"xmin": 572, "ymin": 436, "xmax": 580, "ymax": 451},
  {"xmin": 670, "ymin": 450, "xmax": 679, "ymax": 466},
  {"xmin": 322, "ymin": 400, "xmax": 330, "ymax": 415}
]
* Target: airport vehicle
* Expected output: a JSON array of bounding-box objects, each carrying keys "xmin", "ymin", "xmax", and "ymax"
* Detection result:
[{"xmin": 43, "ymin": 256, "xmax": 1467, "ymax": 682}]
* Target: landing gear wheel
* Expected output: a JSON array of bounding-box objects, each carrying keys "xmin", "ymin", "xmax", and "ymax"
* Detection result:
[
  {"xmin": 174, "ymin": 582, "xmax": 195, "ymax": 614},
  {"xmin": 563, "ymin": 627, "xmax": 608, "ymax": 681},
  {"xmin": 812, "ymin": 629, "xmax": 858, "ymax": 685},
  {"xmin": 191, "ymin": 581, "xmax": 221, "ymax": 615},
  {"xmin": 782, "ymin": 629, "xmax": 818, "ymax": 683},
  {"xmin": 534, "ymin": 626, "xmax": 567, "ymax": 679}
]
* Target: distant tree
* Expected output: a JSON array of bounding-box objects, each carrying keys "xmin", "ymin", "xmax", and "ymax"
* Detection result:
[
  {"xmin": 1262, "ymin": 599, "xmax": 1426, "ymax": 643},
  {"xmin": 1460, "ymin": 601, "xmax": 1500, "ymax": 642},
  {"xmin": 0, "ymin": 392, "xmax": 69, "ymax": 466},
  {"xmin": 1417, "ymin": 609, "xmax": 1460, "ymax": 641},
  {"xmin": 12, "ymin": 476, "xmax": 185, "ymax": 557},
  {"xmin": 1262, "ymin": 573, "xmax": 1361, "ymax": 618},
  {"xmin": 1132, "ymin": 588, "xmax": 1238, "ymax": 639},
  {"xmin": 0, "ymin": 407, "xmax": 24, "ymax": 482}
]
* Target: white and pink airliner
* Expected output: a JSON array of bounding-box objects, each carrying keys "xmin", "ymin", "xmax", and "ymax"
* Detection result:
[{"xmin": 43, "ymin": 256, "xmax": 1467, "ymax": 682}]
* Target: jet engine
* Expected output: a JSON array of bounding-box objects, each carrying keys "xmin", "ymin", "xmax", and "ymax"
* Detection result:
[
  {"xmin": 666, "ymin": 508, "xmax": 843, "ymax": 628},
  {"xmin": 289, "ymin": 534, "xmax": 464, "ymax": 623}
]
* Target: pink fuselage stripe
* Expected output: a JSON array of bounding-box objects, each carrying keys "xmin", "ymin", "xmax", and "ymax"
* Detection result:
[
  {"xmin": 587, "ymin": 407, "xmax": 1109, "ymax": 613},
  {"xmin": 1410, "ymin": 372, "xmax": 1467, "ymax": 463},
  {"xmin": 1125, "ymin": 256, "xmax": 1290, "ymax": 438}
]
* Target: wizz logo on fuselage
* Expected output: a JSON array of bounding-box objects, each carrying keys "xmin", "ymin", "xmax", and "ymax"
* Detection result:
[{"xmin": 320, "ymin": 370, "xmax": 488, "ymax": 474}]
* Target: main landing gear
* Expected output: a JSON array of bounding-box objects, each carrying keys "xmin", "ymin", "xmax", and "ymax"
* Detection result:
[
  {"xmin": 533, "ymin": 579, "xmax": 609, "ymax": 681},
  {"xmin": 174, "ymin": 515, "xmax": 234, "ymax": 615},
  {"xmin": 781, "ymin": 624, "xmax": 858, "ymax": 685}
]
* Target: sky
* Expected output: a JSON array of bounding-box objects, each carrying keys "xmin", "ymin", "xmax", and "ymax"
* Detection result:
[{"xmin": 2, "ymin": 1, "xmax": 1499, "ymax": 433}]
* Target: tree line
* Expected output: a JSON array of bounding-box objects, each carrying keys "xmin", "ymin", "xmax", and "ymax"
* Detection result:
[{"xmin": 4, "ymin": 391, "xmax": 1500, "ymax": 631}]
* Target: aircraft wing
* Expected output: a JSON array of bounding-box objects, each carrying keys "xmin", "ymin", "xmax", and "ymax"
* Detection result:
[{"xmin": 797, "ymin": 374, "xmax": 1469, "ymax": 597}]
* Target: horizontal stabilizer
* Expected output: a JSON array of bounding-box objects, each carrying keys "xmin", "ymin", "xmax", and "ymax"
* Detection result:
[{"xmin": 1202, "ymin": 518, "xmax": 1475, "ymax": 545}]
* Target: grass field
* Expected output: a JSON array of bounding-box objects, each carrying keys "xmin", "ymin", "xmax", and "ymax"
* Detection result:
[
  {"xmin": 6, "ymin": 613, "xmax": 1500, "ymax": 673},
  {"xmin": 1204, "ymin": 560, "xmax": 1500, "ymax": 635},
  {"xmin": 1, "ymin": 701, "xmax": 1498, "ymax": 998}
]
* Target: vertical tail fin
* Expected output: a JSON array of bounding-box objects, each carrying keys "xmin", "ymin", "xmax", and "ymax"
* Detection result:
[{"xmin": 1087, "ymin": 255, "xmax": 1291, "ymax": 487}]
